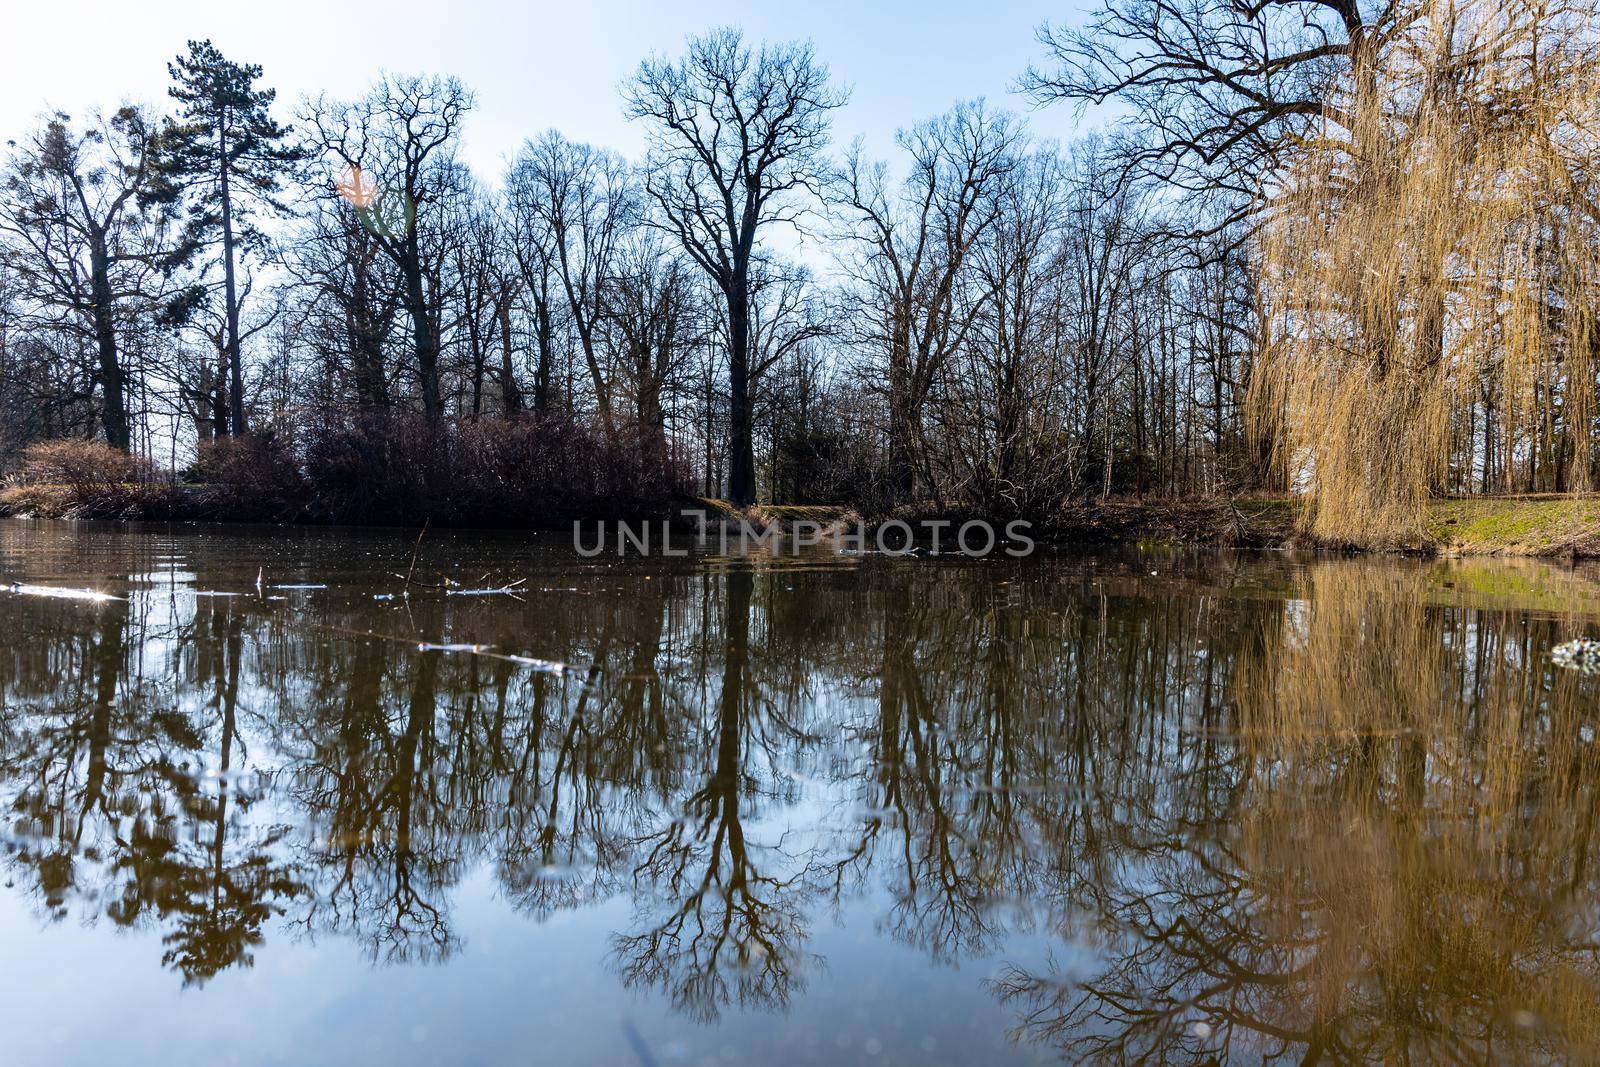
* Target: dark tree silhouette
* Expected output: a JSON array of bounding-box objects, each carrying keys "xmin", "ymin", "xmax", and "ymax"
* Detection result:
[
  {"xmin": 0, "ymin": 109, "xmax": 171, "ymax": 449},
  {"xmin": 303, "ymin": 76, "xmax": 472, "ymax": 422},
  {"xmin": 159, "ymin": 39, "xmax": 302, "ymax": 437},
  {"xmin": 626, "ymin": 28, "xmax": 845, "ymax": 505}
]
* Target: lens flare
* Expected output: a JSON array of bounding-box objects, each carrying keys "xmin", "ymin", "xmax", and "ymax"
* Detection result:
[{"xmin": 334, "ymin": 164, "xmax": 376, "ymax": 209}]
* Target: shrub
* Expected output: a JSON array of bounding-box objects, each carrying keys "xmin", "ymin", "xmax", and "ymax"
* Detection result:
[
  {"xmin": 2, "ymin": 420, "xmax": 689, "ymax": 527},
  {"xmin": 773, "ymin": 425, "xmax": 892, "ymax": 513},
  {"xmin": 301, "ymin": 409, "xmax": 684, "ymax": 528},
  {"xmin": 301, "ymin": 411, "xmax": 452, "ymax": 525},
  {"xmin": 17, "ymin": 439, "xmax": 150, "ymax": 491},
  {"xmin": 189, "ymin": 432, "xmax": 308, "ymax": 520},
  {"xmin": 453, "ymin": 414, "xmax": 685, "ymax": 525},
  {"xmin": 7, "ymin": 438, "xmax": 173, "ymax": 518}
]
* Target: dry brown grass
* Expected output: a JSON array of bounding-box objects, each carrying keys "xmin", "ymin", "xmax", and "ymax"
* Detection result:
[{"xmin": 3, "ymin": 439, "xmax": 175, "ymax": 518}]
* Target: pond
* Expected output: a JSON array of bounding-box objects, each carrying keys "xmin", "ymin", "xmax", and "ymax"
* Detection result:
[{"xmin": 2, "ymin": 518, "xmax": 1599, "ymax": 1065}]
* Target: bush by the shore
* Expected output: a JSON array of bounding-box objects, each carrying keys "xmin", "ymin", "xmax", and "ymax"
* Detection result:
[
  {"xmin": 2, "ymin": 440, "xmax": 178, "ymax": 519},
  {"xmin": 188, "ymin": 431, "xmax": 308, "ymax": 520},
  {"xmin": 302, "ymin": 411, "xmax": 682, "ymax": 525},
  {"xmin": 2, "ymin": 413, "xmax": 686, "ymax": 527}
]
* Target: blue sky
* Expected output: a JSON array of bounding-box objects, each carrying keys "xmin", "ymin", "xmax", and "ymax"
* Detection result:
[{"xmin": 2, "ymin": 0, "xmax": 1099, "ymax": 180}]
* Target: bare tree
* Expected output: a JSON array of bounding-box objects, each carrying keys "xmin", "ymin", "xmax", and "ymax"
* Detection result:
[
  {"xmin": 626, "ymin": 28, "xmax": 845, "ymax": 504},
  {"xmin": 302, "ymin": 75, "xmax": 472, "ymax": 421},
  {"xmin": 835, "ymin": 101, "xmax": 1019, "ymax": 500},
  {"xmin": 0, "ymin": 108, "xmax": 173, "ymax": 450},
  {"xmin": 745, "ymin": 258, "xmax": 832, "ymax": 479},
  {"xmin": 954, "ymin": 147, "xmax": 1076, "ymax": 514},
  {"xmin": 605, "ymin": 231, "xmax": 701, "ymax": 459},
  {"xmin": 506, "ymin": 132, "xmax": 633, "ymax": 431},
  {"xmin": 1058, "ymin": 140, "xmax": 1148, "ymax": 497},
  {"xmin": 281, "ymin": 192, "xmax": 401, "ymax": 409},
  {"xmin": 1020, "ymin": 0, "xmax": 1398, "ymax": 235},
  {"xmin": 442, "ymin": 176, "xmax": 503, "ymax": 419}
]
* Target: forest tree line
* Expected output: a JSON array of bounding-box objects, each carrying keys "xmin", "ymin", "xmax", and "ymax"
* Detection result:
[{"xmin": 1, "ymin": 0, "xmax": 1596, "ymax": 536}]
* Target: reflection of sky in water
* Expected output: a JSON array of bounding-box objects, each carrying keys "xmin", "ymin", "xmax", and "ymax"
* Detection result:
[
  {"xmin": 0, "ymin": 870, "xmax": 1065, "ymax": 1066},
  {"xmin": 3, "ymin": 520, "xmax": 1600, "ymax": 1064}
]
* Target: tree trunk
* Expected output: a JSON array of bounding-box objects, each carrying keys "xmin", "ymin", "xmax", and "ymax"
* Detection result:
[
  {"xmin": 218, "ymin": 121, "xmax": 248, "ymax": 436},
  {"xmin": 887, "ymin": 333, "xmax": 914, "ymax": 502},
  {"xmin": 727, "ymin": 286, "xmax": 756, "ymax": 506},
  {"xmin": 533, "ymin": 296, "xmax": 554, "ymax": 413},
  {"xmin": 212, "ymin": 339, "xmax": 230, "ymax": 436},
  {"xmin": 576, "ymin": 321, "xmax": 613, "ymax": 434},
  {"xmin": 638, "ymin": 341, "xmax": 668, "ymax": 465},
  {"xmin": 467, "ymin": 296, "xmax": 485, "ymax": 420},
  {"xmin": 88, "ymin": 238, "xmax": 131, "ymax": 451},
  {"xmin": 404, "ymin": 252, "xmax": 441, "ymax": 420},
  {"xmin": 343, "ymin": 241, "xmax": 386, "ymax": 406},
  {"xmin": 499, "ymin": 295, "xmax": 523, "ymax": 416},
  {"xmin": 704, "ymin": 371, "xmax": 717, "ymax": 497}
]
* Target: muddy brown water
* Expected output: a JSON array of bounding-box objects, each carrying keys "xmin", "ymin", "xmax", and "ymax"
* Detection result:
[{"xmin": 3, "ymin": 517, "xmax": 1600, "ymax": 1065}]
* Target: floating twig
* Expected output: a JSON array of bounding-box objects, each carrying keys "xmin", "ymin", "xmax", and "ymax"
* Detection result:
[
  {"xmin": 413, "ymin": 641, "xmax": 567, "ymax": 673},
  {"xmin": 504, "ymin": 654, "xmax": 567, "ymax": 674},
  {"xmin": 446, "ymin": 578, "xmax": 529, "ymax": 597}
]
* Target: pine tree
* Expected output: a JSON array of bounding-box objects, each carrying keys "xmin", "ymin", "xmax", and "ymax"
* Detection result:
[{"xmin": 161, "ymin": 39, "xmax": 301, "ymax": 436}]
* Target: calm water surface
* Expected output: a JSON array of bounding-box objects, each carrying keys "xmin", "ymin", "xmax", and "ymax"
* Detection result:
[{"xmin": 3, "ymin": 518, "xmax": 1600, "ymax": 1065}]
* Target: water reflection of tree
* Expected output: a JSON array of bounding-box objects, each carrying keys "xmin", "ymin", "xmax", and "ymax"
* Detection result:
[
  {"xmin": 155, "ymin": 608, "xmax": 305, "ymax": 983},
  {"xmin": 5, "ymin": 542, "xmax": 1600, "ymax": 1060},
  {"xmin": 612, "ymin": 569, "xmax": 818, "ymax": 1022},
  {"xmin": 277, "ymin": 577, "xmax": 703, "ymax": 963},
  {"xmin": 285, "ymin": 640, "xmax": 461, "ymax": 963},
  {"xmin": 991, "ymin": 563, "xmax": 1600, "ymax": 1063},
  {"xmin": 0, "ymin": 597, "xmax": 304, "ymax": 984}
]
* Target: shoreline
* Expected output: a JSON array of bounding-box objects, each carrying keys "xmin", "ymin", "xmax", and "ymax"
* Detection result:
[
  {"xmin": 734, "ymin": 497, "xmax": 1600, "ymax": 560},
  {"xmin": 5, "ymin": 487, "xmax": 1600, "ymax": 559}
]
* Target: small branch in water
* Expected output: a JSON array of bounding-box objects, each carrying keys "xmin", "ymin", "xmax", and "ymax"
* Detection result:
[
  {"xmin": 445, "ymin": 578, "xmax": 529, "ymax": 597},
  {"xmin": 384, "ymin": 573, "xmax": 528, "ymax": 596},
  {"xmin": 403, "ymin": 518, "xmax": 431, "ymax": 592},
  {"xmin": 504, "ymin": 654, "xmax": 567, "ymax": 674},
  {"xmin": 411, "ymin": 640, "xmax": 567, "ymax": 673}
]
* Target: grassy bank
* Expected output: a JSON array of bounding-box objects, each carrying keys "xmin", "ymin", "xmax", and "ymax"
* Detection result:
[
  {"xmin": 712, "ymin": 495, "xmax": 1600, "ymax": 559},
  {"xmin": 1038, "ymin": 495, "xmax": 1600, "ymax": 557},
  {"xmin": 1057, "ymin": 496, "xmax": 1600, "ymax": 557},
  {"xmin": 1427, "ymin": 497, "xmax": 1600, "ymax": 557}
]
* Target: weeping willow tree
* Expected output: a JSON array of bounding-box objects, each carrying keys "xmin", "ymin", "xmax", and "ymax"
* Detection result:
[{"xmin": 1249, "ymin": 0, "xmax": 1600, "ymax": 546}]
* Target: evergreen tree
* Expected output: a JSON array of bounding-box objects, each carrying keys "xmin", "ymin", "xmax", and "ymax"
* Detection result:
[{"xmin": 161, "ymin": 39, "xmax": 300, "ymax": 436}]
